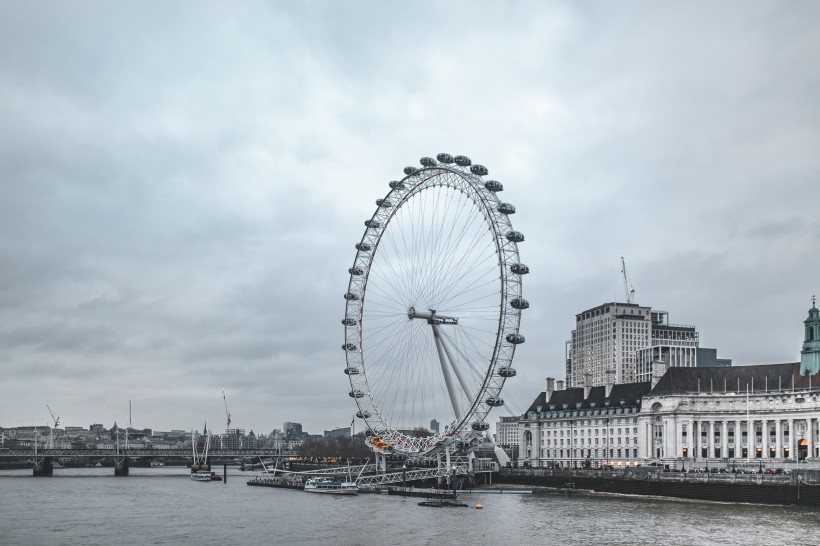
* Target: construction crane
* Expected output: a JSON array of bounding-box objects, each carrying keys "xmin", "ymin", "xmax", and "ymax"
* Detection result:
[
  {"xmin": 620, "ymin": 256, "xmax": 635, "ymax": 304},
  {"xmin": 45, "ymin": 403, "xmax": 60, "ymax": 428},
  {"xmin": 45, "ymin": 403, "xmax": 59, "ymax": 450},
  {"xmin": 222, "ymin": 389, "xmax": 232, "ymax": 431}
]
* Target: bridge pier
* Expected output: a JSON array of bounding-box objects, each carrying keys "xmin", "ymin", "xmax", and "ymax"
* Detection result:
[
  {"xmin": 33, "ymin": 456, "xmax": 54, "ymax": 477},
  {"xmin": 114, "ymin": 457, "xmax": 129, "ymax": 476}
]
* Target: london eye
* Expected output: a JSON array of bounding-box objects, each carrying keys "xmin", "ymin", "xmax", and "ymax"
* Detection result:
[{"xmin": 342, "ymin": 153, "xmax": 528, "ymax": 457}]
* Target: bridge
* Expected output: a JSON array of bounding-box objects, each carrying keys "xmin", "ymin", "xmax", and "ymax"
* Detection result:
[
  {"xmin": 0, "ymin": 448, "xmax": 292, "ymax": 459},
  {"xmin": 0, "ymin": 447, "xmax": 294, "ymax": 476},
  {"xmin": 1, "ymin": 447, "xmax": 499, "ymax": 485}
]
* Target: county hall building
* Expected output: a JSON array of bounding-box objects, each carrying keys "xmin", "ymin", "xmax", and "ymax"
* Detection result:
[{"xmin": 513, "ymin": 298, "xmax": 820, "ymax": 469}]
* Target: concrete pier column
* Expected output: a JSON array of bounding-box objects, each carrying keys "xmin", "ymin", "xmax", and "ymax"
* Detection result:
[
  {"xmin": 33, "ymin": 456, "xmax": 54, "ymax": 477},
  {"xmin": 114, "ymin": 458, "xmax": 129, "ymax": 476}
]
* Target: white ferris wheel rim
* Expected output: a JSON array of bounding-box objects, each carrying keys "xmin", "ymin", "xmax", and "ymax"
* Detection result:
[{"xmin": 342, "ymin": 154, "xmax": 526, "ymax": 456}]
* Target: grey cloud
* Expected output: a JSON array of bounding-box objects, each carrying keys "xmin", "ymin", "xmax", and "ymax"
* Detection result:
[{"xmin": 2, "ymin": 1, "xmax": 819, "ymax": 433}]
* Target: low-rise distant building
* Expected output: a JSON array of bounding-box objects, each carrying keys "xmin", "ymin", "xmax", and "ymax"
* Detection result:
[{"xmin": 324, "ymin": 427, "xmax": 351, "ymax": 439}]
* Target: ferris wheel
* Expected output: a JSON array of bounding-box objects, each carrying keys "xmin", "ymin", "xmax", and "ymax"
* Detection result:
[{"xmin": 342, "ymin": 153, "xmax": 528, "ymax": 457}]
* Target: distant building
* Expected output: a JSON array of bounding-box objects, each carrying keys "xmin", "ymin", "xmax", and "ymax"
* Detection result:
[
  {"xmin": 324, "ymin": 427, "xmax": 351, "ymax": 438},
  {"xmin": 283, "ymin": 422, "xmax": 303, "ymax": 437},
  {"xmin": 696, "ymin": 347, "xmax": 732, "ymax": 368},
  {"xmin": 495, "ymin": 415, "xmax": 519, "ymax": 449},
  {"xmin": 430, "ymin": 419, "xmax": 440, "ymax": 433},
  {"xmin": 568, "ymin": 302, "xmax": 701, "ymax": 386},
  {"xmin": 217, "ymin": 428, "xmax": 246, "ymax": 450}
]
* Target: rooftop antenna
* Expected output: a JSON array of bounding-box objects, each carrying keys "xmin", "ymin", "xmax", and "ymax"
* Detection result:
[{"xmin": 620, "ymin": 256, "xmax": 635, "ymax": 304}]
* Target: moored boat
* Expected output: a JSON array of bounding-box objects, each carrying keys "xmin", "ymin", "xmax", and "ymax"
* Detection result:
[
  {"xmin": 304, "ymin": 478, "xmax": 359, "ymax": 495},
  {"xmin": 191, "ymin": 470, "xmax": 213, "ymax": 482}
]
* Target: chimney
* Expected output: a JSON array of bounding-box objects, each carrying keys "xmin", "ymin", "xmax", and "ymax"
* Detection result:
[
  {"xmin": 605, "ymin": 369, "xmax": 616, "ymax": 398},
  {"xmin": 546, "ymin": 377, "xmax": 555, "ymax": 401},
  {"xmin": 556, "ymin": 379, "xmax": 565, "ymax": 392},
  {"xmin": 584, "ymin": 371, "xmax": 593, "ymax": 399},
  {"xmin": 651, "ymin": 359, "xmax": 668, "ymax": 389}
]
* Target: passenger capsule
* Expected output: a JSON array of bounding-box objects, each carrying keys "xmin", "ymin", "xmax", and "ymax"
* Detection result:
[
  {"xmin": 506, "ymin": 333, "xmax": 525, "ymax": 344},
  {"xmin": 344, "ymin": 366, "xmax": 360, "ymax": 375},
  {"xmin": 355, "ymin": 242, "xmax": 371, "ymax": 252},
  {"xmin": 485, "ymin": 180, "xmax": 503, "ymax": 192},
  {"xmin": 511, "ymin": 263, "xmax": 529, "ymax": 275},
  {"xmin": 498, "ymin": 366, "xmax": 517, "ymax": 377},
  {"xmin": 506, "ymin": 231, "xmax": 525, "ymax": 243},
  {"xmin": 471, "ymin": 421, "xmax": 490, "ymax": 431},
  {"xmin": 486, "ymin": 397, "xmax": 505, "ymax": 407},
  {"xmin": 342, "ymin": 343, "xmax": 357, "ymax": 351},
  {"xmin": 349, "ymin": 390, "xmax": 365, "ymax": 398},
  {"xmin": 437, "ymin": 153, "xmax": 454, "ymax": 164},
  {"xmin": 389, "ymin": 180, "xmax": 405, "ymax": 190},
  {"xmin": 341, "ymin": 318, "xmax": 357, "ymax": 326},
  {"xmin": 420, "ymin": 157, "xmax": 437, "ymax": 167},
  {"xmin": 497, "ymin": 203, "xmax": 516, "ymax": 215},
  {"xmin": 470, "ymin": 164, "xmax": 488, "ymax": 176},
  {"xmin": 403, "ymin": 166, "xmax": 418, "ymax": 175},
  {"xmin": 356, "ymin": 410, "xmax": 371, "ymax": 419},
  {"xmin": 376, "ymin": 198, "xmax": 393, "ymax": 208},
  {"xmin": 344, "ymin": 292, "xmax": 359, "ymax": 301},
  {"xmin": 365, "ymin": 219, "xmax": 381, "ymax": 229},
  {"xmin": 349, "ymin": 267, "xmax": 364, "ymax": 276},
  {"xmin": 454, "ymin": 155, "xmax": 472, "ymax": 167},
  {"xmin": 510, "ymin": 298, "xmax": 530, "ymax": 310}
]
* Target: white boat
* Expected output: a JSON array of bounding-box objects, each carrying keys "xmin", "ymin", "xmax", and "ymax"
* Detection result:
[
  {"xmin": 191, "ymin": 470, "xmax": 214, "ymax": 482},
  {"xmin": 304, "ymin": 478, "xmax": 359, "ymax": 495}
]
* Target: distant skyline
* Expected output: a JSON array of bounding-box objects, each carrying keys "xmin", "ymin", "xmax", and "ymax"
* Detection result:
[{"xmin": 2, "ymin": 2, "xmax": 819, "ymax": 433}]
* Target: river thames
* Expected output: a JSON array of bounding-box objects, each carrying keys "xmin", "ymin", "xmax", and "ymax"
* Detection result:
[{"xmin": 1, "ymin": 467, "xmax": 819, "ymax": 545}]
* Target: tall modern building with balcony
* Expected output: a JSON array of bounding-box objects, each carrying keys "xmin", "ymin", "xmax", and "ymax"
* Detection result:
[
  {"xmin": 636, "ymin": 311, "xmax": 699, "ymax": 382},
  {"xmin": 568, "ymin": 302, "xmax": 701, "ymax": 387}
]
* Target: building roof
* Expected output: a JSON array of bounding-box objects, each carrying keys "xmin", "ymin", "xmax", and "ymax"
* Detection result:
[
  {"xmin": 649, "ymin": 362, "xmax": 820, "ymax": 395},
  {"xmin": 523, "ymin": 382, "xmax": 652, "ymax": 416}
]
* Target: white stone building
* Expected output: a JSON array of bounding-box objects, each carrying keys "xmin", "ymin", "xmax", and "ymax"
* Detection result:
[
  {"xmin": 518, "ymin": 374, "xmax": 651, "ymax": 468},
  {"xmin": 520, "ymin": 299, "xmax": 820, "ymax": 469}
]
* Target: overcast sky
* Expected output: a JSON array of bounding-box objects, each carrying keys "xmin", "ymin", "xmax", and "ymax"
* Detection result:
[{"xmin": 1, "ymin": 1, "xmax": 818, "ymax": 435}]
